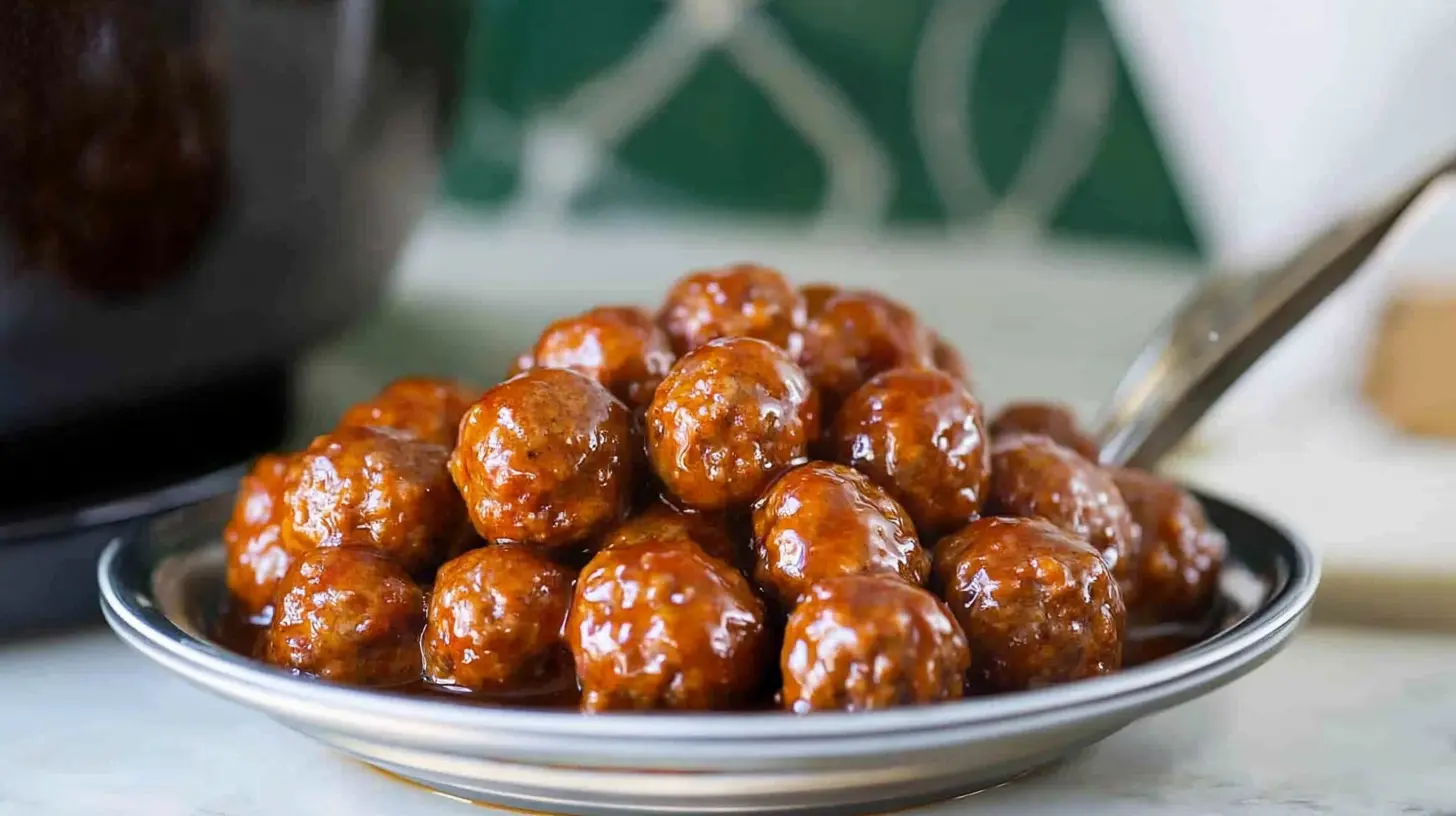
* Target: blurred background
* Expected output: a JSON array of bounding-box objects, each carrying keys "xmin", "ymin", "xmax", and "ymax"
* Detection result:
[{"xmin": 2, "ymin": 0, "xmax": 1454, "ymax": 630}]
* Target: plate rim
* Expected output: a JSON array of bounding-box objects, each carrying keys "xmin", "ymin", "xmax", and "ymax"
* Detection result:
[{"xmin": 97, "ymin": 488, "xmax": 1320, "ymax": 745}]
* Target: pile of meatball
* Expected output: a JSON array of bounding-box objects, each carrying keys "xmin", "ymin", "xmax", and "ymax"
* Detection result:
[{"xmin": 222, "ymin": 264, "xmax": 1228, "ymax": 713}]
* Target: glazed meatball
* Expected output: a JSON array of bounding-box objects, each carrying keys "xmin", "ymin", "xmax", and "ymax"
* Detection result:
[
  {"xmin": 567, "ymin": 537, "xmax": 769, "ymax": 711},
  {"xmin": 223, "ymin": 453, "xmax": 309, "ymax": 619},
  {"xmin": 658, "ymin": 263, "xmax": 807, "ymax": 356},
  {"xmin": 646, "ymin": 337, "xmax": 820, "ymax": 511},
  {"xmin": 751, "ymin": 462, "xmax": 928, "ymax": 608},
  {"xmin": 422, "ymin": 544, "xmax": 573, "ymax": 689},
  {"xmin": 831, "ymin": 368, "xmax": 991, "ymax": 537},
  {"xmin": 799, "ymin": 283, "xmax": 841, "ymax": 319},
  {"xmin": 986, "ymin": 433, "xmax": 1134, "ymax": 579},
  {"xmin": 1109, "ymin": 468, "xmax": 1227, "ymax": 623},
  {"xmin": 282, "ymin": 426, "xmax": 467, "ymax": 575},
  {"xmin": 798, "ymin": 291, "xmax": 936, "ymax": 415},
  {"xmin": 933, "ymin": 517, "xmax": 1124, "ymax": 692},
  {"xmin": 337, "ymin": 376, "xmax": 482, "ymax": 447},
  {"xmin": 990, "ymin": 401, "xmax": 1100, "ymax": 462},
  {"xmin": 603, "ymin": 500, "xmax": 744, "ymax": 568},
  {"xmin": 262, "ymin": 547, "xmax": 426, "ymax": 686},
  {"xmin": 451, "ymin": 368, "xmax": 634, "ymax": 551},
  {"xmin": 532, "ymin": 306, "xmax": 676, "ymax": 409},
  {"xmin": 781, "ymin": 574, "xmax": 969, "ymax": 712},
  {"xmin": 931, "ymin": 333, "xmax": 970, "ymax": 384}
]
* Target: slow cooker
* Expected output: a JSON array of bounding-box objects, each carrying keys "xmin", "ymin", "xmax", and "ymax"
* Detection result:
[{"xmin": 0, "ymin": 0, "xmax": 465, "ymax": 632}]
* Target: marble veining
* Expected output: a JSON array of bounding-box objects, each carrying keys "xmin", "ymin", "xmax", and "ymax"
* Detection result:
[{"xmin": 1, "ymin": 626, "xmax": 1452, "ymax": 816}]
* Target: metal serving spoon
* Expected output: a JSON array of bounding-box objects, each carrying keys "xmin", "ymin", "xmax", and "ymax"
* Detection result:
[{"xmin": 1095, "ymin": 154, "xmax": 1456, "ymax": 469}]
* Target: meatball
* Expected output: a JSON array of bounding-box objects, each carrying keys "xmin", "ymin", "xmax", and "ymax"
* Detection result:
[
  {"xmin": 751, "ymin": 462, "xmax": 928, "ymax": 608},
  {"xmin": 567, "ymin": 537, "xmax": 769, "ymax": 711},
  {"xmin": 658, "ymin": 263, "xmax": 806, "ymax": 356},
  {"xmin": 798, "ymin": 291, "xmax": 936, "ymax": 415},
  {"xmin": 532, "ymin": 306, "xmax": 676, "ymax": 409},
  {"xmin": 422, "ymin": 544, "xmax": 573, "ymax": 689},
  {"xmin": 223, "ymin": 453, "xmax": 309, "ymax": 619},
  {"xmin": 450, "ymin": 368, "xmax": 635, "ymax": 551},
  {"xmin": 603, "ymin": 500, "xmax": 744, "ymax": 568},
  {"xmin": 831, "ymin": 368, "xmax": 991, "ymax": 537},
  {"xmin": 1109, "ymin": 468, "xmax": 1227, "ymax": 623},
  {"xmin": 781, "ymin": 574, "xmax": 969, "ymax": 712},
  {"xmin": 989, "ymin": 401, "xmax": 1100, "ymax": 463},
  {"xmin": 933, "ymin": 517, "xmax": 1124, "ymax": 692},
  {"xmin": 986, "ymin": 433, "xmax": 1134, "ymax": 579},
  {"xmin": 282, "ymin": 426, "xmax": 467, "ymax": 575},
  {"xmin": 931, "ymin": 333, "xmax": 970, "ymax": 384},
  {"xmin": 646, "ymin": 337, "xmax": 820, "ymax": 511},
  {"xmin": 262, "ymin": 547, "xmax": 426, "ymax": 686},
  {"xmin": 800, "ymin": 283, "xmax": 841, "ymax": 319},
  {"xmin": 337, "ymin": 376, "xmax": 482, "ymax": 447}
]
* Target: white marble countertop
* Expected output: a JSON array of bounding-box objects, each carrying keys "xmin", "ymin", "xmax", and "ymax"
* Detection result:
[{"xmin": 3, "ymin": 625, "xmax": 1453, "ymax": 816}]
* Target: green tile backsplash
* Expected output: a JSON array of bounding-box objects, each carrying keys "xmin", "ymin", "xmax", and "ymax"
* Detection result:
[{"xmin": 439, "ymin": 0, "xmax": 1200, "ymax": 253}]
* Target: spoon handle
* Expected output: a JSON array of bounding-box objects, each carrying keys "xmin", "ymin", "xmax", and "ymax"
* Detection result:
[{"xmin": 1095, "ymin": 154, "xmax": 1456, "ymax": 469}]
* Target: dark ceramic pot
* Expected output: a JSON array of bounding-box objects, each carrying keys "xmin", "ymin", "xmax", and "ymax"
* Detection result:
[{"xmin": 0, "ymin": 0, "xmax": 467, "ymax": 631}]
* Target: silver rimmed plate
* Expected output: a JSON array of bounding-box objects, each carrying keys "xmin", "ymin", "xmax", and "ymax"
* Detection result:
[{"xmin": 99, "ymin": 490, "xmax": 1318, "ymax": 816}]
